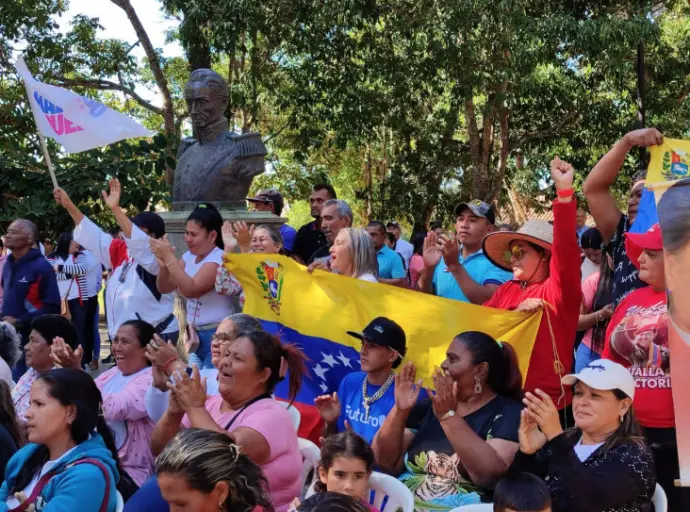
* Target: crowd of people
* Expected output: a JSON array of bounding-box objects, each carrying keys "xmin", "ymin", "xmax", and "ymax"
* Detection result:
[{"xmin": 0, "ymin": 127, "xmax": 680, "ymax": 512}]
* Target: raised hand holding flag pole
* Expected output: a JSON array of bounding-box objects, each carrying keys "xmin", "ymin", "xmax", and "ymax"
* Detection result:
[{"xmin": 14, "ymin": 57, "xmax": 153, "ymax": 186}]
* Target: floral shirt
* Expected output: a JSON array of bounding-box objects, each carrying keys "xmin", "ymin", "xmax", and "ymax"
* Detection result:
[
  {"xmin": 11, "ymin": 368, "xmax": 46, "ymax": 419},
  {"xmin": 215, "ymin": 266, "xmax": 246, "ymax": 309},
  {"xmin": 401, "ymin": 395, "xmax": 522, "ymax": 512}
]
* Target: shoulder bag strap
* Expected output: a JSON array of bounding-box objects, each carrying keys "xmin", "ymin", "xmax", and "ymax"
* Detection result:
[
  {"xmin": 223, "ymin": 393, "xmax": 272, "ymax": 430},
  {"xmin": 8, "ymin": 458, "xmax": 112, "ymax": 512}
]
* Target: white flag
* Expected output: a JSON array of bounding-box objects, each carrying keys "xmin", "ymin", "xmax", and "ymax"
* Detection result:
[{"xmin": 15, "ymin": 57, "xmax": 153, "ymax": 153}]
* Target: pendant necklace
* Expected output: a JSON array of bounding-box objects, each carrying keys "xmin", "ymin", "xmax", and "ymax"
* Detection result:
[{"xmin": 362, "ymin": 372, "xmax": 394, "ymax": 421}]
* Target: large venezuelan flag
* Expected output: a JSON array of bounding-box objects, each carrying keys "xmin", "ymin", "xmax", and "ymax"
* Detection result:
[{"xmin": 224, "ymin": 254, "xmax": 541, "ymax": 415}]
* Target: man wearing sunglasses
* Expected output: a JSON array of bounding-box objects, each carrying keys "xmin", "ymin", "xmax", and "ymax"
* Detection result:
[{"xmin": 417, "ymin": 200, "xmax": 512, "ymax": 304}]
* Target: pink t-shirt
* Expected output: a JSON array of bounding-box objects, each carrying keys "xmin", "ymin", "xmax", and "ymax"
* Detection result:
[
  {"xmin": 580, "ymin": 271, "xmax": 600, "ymax": 349},
  {"xmin": 409, "ymin": 254, "xmax": 424, "ymax": 288},
  {"xmin": 183, "ymin": 395, "xmax": 301, "ymax": 512}
]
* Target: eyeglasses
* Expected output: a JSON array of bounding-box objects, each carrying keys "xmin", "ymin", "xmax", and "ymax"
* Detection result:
[
  {"xmin": 211, "ymin": 333, "xmax": 234, "ymax": 344},
  {"xmin": 503, "ymin": 246, "xmax": 527, "ymax": 264}
]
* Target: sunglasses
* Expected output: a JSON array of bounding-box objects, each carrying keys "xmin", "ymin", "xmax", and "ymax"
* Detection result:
[{"xmin": 503, "ymin": 245, "xmax": 527, "ymax": 264}]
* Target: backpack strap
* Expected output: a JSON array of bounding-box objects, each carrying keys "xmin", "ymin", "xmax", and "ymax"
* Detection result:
[{"xmin": 8, "ymin": 457, "xmax": 112, "ymax": 512}]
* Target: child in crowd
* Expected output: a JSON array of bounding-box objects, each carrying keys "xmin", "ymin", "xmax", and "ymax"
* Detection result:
[
  {"xmin": 494, "ymin": 472, "xmax": 552, "ymax": 512},
  {"xmin": 292, "ymin": 431, "xmax": 379, "ymax": 512}
]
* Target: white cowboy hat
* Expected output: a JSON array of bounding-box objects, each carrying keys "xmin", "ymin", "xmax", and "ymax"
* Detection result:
[{"xmin": 482, "ymin": 220, "xmax": 553, "ymax": 271}]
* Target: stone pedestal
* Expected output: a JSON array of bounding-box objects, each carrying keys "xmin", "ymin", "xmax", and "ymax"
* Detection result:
[{"xmin": 159, "ymin": 209, "xmax": 287, "ymax": 259}]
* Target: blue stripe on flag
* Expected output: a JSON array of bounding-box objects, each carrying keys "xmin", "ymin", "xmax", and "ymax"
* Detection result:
[
  {"xmin": 260, "ymin": 320, "xmax": 362, "ymax": 405},
  {"xmin": 629, "ymin": 188, "xmax": 658, "ymax": 233}
]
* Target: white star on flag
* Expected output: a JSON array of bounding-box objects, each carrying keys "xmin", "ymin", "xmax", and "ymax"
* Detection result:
[
  {"xmin": 313, "ymin": 364, "xmax": 329, "ymax": 380},
  {"xmin": 321, "ymin": 352, "xmax": 338, "ymax": 367},
  {"xmin": 337, "ymin": 351, "xmax": 352, "ymax": 368},
  {"xmin": 320, "ymin": 382, "xmax": 329, "ymax": 393}
]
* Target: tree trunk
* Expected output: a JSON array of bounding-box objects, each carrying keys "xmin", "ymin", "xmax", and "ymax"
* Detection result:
[{"xmin": 110, "ymin": 0, "xmax": 177, "ymax": 183}]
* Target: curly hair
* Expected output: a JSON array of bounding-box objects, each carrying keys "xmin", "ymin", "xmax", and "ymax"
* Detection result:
[{"xmin": 0, "ymin": 322, "xmax": 21, "ymax": 366}]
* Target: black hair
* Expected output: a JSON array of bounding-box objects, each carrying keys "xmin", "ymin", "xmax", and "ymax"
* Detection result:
[
  {"xmin": 11, "ymin": 369, "xmax": 123, "ymax": 494},
  {"xmin": 589, "ymin": 247, "xmax": 613, "ymax": 354},
  {"xmin": 315, "ymin": 431, "xmax": 374, "ymax": 493},
  {"xmin": 411, "ymin": 232, "xmax": 426, "ymax": 256},
  {"xmin": 454, "ymin": 331, "xmax": 523, "ymax": 401},
  {"xmin": 298, "ymin": 492, "xmax": 369, "ymax": 512},
  {"xmin": 235, "ymin": 330, "xmax": 307, "ymax": 404},
  {"xmin": 429, "ymin": 220, "xmax": 442, "ymax": 231},
  {"xmin": 30, "ymin": 315, "xmax": 78, "ymax": 349},
  {"xmin": 493, "ymin": 472, "xmax": 551, "ymax": 512},
  {"xmin": 313, "ymin": 184, "xmax": 337, "ymax": 200},
  {"xmin": 0, "ymin": 381, "xmax": 22, "ymax": 448},
  {"xmin": 657, "ymin": 177, "xmax": 690, "ymax": 254},
  {"xmin": 580, "ymin": 228, "xmax": 603, "ymax": 250},
  {"xmin": 367, "ymin": 221, "xmax": 386, "ymax": 235},
  {"xmin": 386, "ymin": 222, "xmax": 399, "ymax": 229},
  {"xmin": 187, "ymin": 203, "xmax": 224, "ymax": 249},
  {"xmin": 52, "ymin": 231, "xmax": 74, "ymax": 261},
  {"xmin": 156, "ymin": 428, "xmax": 274, "ymax": 512},
  {"xmin": 119, "ymin": 320, "xmax": 155, "ymax": 365},
  {"xmin": 132, "ymin": 212, "xmax": 166, "ymax": 239},
  {"xmin": 385, "ymin": 232, "xmax": 396, "ymax": 245},
  {"xmin": 497, "ymin": 223, "xmax": 513, "ymax": 231}
]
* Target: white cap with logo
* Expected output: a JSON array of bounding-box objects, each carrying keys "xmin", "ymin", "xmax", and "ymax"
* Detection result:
[{"xmin": 561, "ymin": 359, "xmax": 635, "ymax": 399}]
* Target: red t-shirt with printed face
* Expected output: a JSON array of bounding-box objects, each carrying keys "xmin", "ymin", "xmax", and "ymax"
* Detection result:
[{"xmin": 602, "ymin": 286, "xmax": 673, "ymax": 428}]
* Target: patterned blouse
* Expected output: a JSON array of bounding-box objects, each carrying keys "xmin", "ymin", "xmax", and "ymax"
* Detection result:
[{"xmin": 11, "ymin": 368, "xmax": 45, "ymax": 419}]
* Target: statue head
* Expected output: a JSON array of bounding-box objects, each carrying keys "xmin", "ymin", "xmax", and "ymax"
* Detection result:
[{"xmin": 184, "ymin": 69, "xmax": 230, "ymax": 130}]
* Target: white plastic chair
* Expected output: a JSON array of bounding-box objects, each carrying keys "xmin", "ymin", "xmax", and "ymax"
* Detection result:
[
  {"xmin": 298, "ymin": 437, "xmax": 321, "ymax": 492},
  {"xmin": 115, "ymin": 490, "xmax": 124, "ymax": 512},
  {"xmin": 448, "ymin": 504, "xmax": 492, "ymax": 512},
  {"xmin": 279, "ymin": 401, "xmax": 302, "ymax": 431},
  {"xmin": 306, "ymin": 471, "xmax": 414, "ymax": 512},
  {"xmin": 652, "ymin": 483, "xmax": 668, "ymax": 512}
]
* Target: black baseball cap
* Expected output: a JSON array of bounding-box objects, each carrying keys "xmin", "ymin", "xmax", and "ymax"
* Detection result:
[
  {"xmin": 347, "ymin": 317, "xmax": 407, "ymax": 368},
  {"xmin": 454, "ymin": 199, "xmax": 496, "ymax": 225},
  {"xmin": 246, "ymin": 189, "xmax": 284, "ymax": 215}
]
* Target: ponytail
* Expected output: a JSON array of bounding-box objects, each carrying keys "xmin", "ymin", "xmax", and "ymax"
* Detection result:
[
  {"xmin": 187, "ymin": 203, "xmax": 224, "ymax": 249},
  {"xmin": 454, "ymin": 332, "xmax": 523, "ymax": 402},
  {"xmin": 239, "ymin": 330, "xmax": 307, "ymax": 404},
  {"xmin": 281, "ymin": 343, "xmax": 307, "ymax": 405}
]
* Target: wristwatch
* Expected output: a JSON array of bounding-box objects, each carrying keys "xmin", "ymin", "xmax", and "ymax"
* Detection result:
[{"xmin": 440, "ymin": 410, "xmax": 456, "ymax": 422}]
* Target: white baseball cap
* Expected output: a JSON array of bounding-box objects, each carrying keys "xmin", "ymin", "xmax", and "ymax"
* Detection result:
[{"xmin": 561, "ymin": 359, "xmax": 635, "ymax": 399}]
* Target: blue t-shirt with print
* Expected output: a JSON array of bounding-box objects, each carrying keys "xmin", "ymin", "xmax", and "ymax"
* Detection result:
[
  {"xmin": 336, "ymin": 371, "xmax": 396, "ymax": 443},
  {"xmin": 377, "ymin": 245, "xmax": 407, "ymax": 280},
  {"xmin": 432, "ymin": 249, "xmax": 512, "ymax": 303}
]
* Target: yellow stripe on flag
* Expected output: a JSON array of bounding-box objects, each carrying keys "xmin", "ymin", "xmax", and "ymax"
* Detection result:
[{"xmin": 225, "ymin": 254, "xmax": 541, "ymax": 386}]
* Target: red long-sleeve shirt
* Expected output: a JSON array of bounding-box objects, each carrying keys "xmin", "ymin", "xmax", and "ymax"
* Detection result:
[{"xmin": 484, "ymin": 200, "xmax": 582, "ymax": 408}]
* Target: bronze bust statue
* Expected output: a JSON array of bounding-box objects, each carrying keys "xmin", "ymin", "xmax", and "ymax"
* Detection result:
[{"xmin": 172, "ymin": 69, "xmax": 267, "ymax": 209}]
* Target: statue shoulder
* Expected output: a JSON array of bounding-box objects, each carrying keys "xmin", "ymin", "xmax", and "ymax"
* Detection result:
[
  {"xmin": 177, "ymin": 136, "xmax": 197, "ymax": 158},
  {"xmin": 227, "ymin": 131, "xmax": 268, "ymax": 159}
]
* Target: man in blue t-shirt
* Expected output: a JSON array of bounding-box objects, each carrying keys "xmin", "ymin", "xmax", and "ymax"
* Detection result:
[
  {"xmin": 314, "ymin": 317, "xmax": 407, "ymax": 443},
  {"xmin": 418, "ymin": 200, "xmax": 512, "ymax": 304},
  {"xmin": 366, "ymin": 221, "xmax": 407, "ymax": 287}
]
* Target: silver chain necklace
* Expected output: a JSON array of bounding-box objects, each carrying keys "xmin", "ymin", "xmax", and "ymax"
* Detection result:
[{"xmin": 362, "ymin": 372, "xmax": 394, "ymax": 421}]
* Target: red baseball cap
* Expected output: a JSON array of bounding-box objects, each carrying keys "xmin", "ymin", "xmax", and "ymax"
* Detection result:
[{"xmin": 625, "ymin": 223, "xmax": 663, "ymax": 269}]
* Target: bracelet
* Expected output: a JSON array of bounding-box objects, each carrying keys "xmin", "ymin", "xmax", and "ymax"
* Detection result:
[
  {"xmin": 556, "ymin": 188, "xmax": 575, "ymax": 198},
  {"xmin": 163, "ymin": 356, "xmax": 180, "ymax": 376}
]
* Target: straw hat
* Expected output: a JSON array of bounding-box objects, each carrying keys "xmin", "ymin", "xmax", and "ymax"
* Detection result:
[{"xmin": 482, "ymin": 220, "xmax": 554, "ymax": 271}]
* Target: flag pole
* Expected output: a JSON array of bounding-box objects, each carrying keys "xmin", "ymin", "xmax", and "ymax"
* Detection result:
[{"xmin": 36, "ymin": 132, "xmax": 59, "ymax": 189}]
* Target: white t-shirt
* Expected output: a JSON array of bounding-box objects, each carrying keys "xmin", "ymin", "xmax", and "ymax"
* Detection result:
[
  {"xmin": 573, "ymin": 437, "xmax": 604, "ymax": 462},
  {"xmin": 395, "ymin": 239, "xmax": 414, "ymax": 270},
  {"xmin": 101, "ymin": 368, "xmax": 147, "ymax": 449},
  {"xmin": 54, "ymin": 255, "xmax": 82, "ymax": 301},
  {"xmin": 358, "ymin": 273, "xmax": 378, "ymax": 283},
  {"xmin": 6, "ymin": 444, "xmax": 80, "ymax": 508},
  {"xmin": 581, "ymin": 257, "xmax": 599, "ymax": 283},
  {"xmin": 145, "ymin": 367, "xmax": 219, "ymax": 423},
  {"xmin": 83, "ymin": 250, "xmax": 102, "ymax": 298},
  {"xmin": 0, "ymin": 358, "xmax": 13, "ymax": 389},
  {"xmin": 183, "ymin": 247, "xmax": 234, "ymax": 327}
]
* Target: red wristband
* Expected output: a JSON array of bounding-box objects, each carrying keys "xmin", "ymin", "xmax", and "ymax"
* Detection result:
[{"xmin": 556, "ymin": 188, "xmax": 574, "ymax": 198}]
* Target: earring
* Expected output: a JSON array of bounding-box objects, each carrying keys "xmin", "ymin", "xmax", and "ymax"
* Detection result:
[
  {"xmin": 620, "ymin": 413, "xmax": 625, "ymax": 423},
  {"xmin": 474, "ymin": 376, "xmax": 482, "ymax": 395}
]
